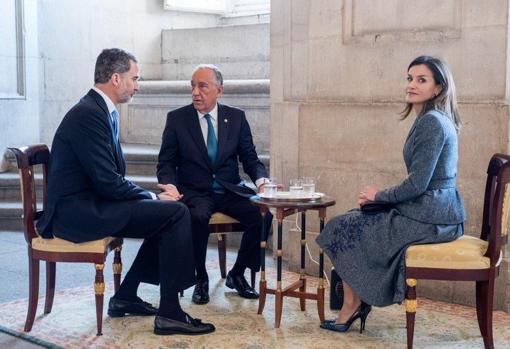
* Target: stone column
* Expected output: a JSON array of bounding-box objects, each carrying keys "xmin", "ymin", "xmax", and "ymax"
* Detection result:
[{"xmin": 271, "ymin": 0, "xmax": 510, "ymax": 310}]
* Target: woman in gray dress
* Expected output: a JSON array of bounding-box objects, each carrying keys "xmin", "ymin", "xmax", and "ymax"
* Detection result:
[{"xmin": 316, "ymin": 56, "xmax": 465, "ymax": 333}]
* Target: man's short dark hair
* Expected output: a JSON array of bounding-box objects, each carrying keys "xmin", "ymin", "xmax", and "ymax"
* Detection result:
[{"xmin": 94, "ymin": 48, "xmax": 137, "ymax": 84}]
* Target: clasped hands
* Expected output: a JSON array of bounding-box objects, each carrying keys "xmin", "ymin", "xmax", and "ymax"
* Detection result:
[
  {"xmin": 358, "ymin": 185, "xmax": 378, "ymax": 207},
  {"xmin": 157, "ymin": 184, "xmax": 183, "ymax": 201}
]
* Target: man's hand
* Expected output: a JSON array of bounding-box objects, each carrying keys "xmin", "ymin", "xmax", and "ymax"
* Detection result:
[
  {"xmin": 157, "ymin": 191, "xmax": 180, "ymax": 201},
  {"xmin": 257, "ymin": 182, "xmax": 284, "ymax": 194},
  {"xmin": 358, "ymin": 185, "xmax": 378, "ymax": 206},
  {"xmin": 157, "ymin": 183, "xmax": 183, "ymax": 201}
]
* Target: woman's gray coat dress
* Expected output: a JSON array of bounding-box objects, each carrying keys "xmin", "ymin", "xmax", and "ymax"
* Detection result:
[{"xmin": 316, "ymin": 110, "xmax": 465, "ymax": 306}]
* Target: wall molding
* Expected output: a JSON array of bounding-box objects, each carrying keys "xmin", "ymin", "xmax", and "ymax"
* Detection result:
[{"xmin": 0, "ymin": 0, "xmax": 25, "ymax": 99}]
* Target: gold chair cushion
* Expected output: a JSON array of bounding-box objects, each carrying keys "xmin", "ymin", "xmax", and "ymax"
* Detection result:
[
  {"xmin": 209, "ymin": 212, "xmax": 240, "ymax": 225},
  {"xmin": 405, "ymin": 235, "xmax": 489, "ymax": 270},
  {"xmin": 32, "ymin": 236, "xmax": 114, "ymax": 253}
]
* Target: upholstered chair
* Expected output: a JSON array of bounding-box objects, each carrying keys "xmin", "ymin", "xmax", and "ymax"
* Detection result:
[
  {"xmin": 9, "ymin": 144, "xmax": 123, "ymax": 336},
  {"xmin": 405, "ymin": 153, "xmax": 510, "ymax": 349}
]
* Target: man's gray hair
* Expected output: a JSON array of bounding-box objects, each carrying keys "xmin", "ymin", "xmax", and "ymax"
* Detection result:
[
  {"xmin": 192, "ymin": 64, "xmax": 223, "ymax": 85},
  {"xmin": 94, "ymin": 48, "xmax": 137, "ymax": 84}
]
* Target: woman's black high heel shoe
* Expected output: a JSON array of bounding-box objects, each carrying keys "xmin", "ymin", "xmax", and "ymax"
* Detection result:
[
  {"xmin": 320, "ymin": 301, "xmax": 372, "ymax": 333},
  {"xmin": 358, "ymin": 302, "xmax": 371, "ymax": 332}
]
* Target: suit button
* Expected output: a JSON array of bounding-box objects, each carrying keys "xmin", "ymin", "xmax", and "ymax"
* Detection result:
[{"xmin": 212, "ymin": 174, "xmax": 216, "ymax": 178}]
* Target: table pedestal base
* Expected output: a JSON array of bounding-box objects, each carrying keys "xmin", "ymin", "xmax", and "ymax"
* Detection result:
[
  {"xmin": 250, "ymin": 196, "xmax": 335, "ymax": 328},
  {"xmin": 258, "ymin": 277, "xmax": 325, "ymax": 328}
]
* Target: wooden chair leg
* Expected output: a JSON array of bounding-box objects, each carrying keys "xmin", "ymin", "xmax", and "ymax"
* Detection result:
[
  {"xmin": 476, "ymin": 278, "xmax": 495, "ymax": 349},
  {"xmin": 94, "ymin": 264, "xmax": 105, "ymax": 336},
  {"xmin": 113, "ymin": 247, "xmax": 122, "ymax": 292},
  {"xmin": 218, "ymin": 233, "xmax": 227, "ymax": 278},
  {"xmin": 44, "ymin": 261, "xmax": 56, "ymax": 314},
  {"xmin": 275, "ymin": 290, "xmax": 283, "ymax": 328},
  {"xmin": 24, "ymin": 250, "xmax": 39, "ymax": 332},
  {"xmin": 317, "ymin": 284, "xmax": 325, "ymax": 322},
  {"xmin": 258, "ymin": 279, "xmax": 267, "ymax": 314},
  {"xmin": 405, "ymin": 279, "xmax": 417, "ymax": 349}
]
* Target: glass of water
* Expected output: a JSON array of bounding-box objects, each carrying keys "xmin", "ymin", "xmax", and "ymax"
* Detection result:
[
  {"xmin": 264, "ymin": 178, "xmax": 278, "ymax": 198},
  {"xmin": 302, "ymin": 177, "xmax": 315, "ymax": 197},
  {"xmin": 289, "ymin": 178, "xmax": 303, "ymax": 197}
]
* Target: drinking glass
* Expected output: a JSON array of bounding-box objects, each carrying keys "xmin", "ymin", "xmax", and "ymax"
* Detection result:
[
  {"xmin": 264, "ymin": 178, "xmax": 278, "ymax": 198},
  {"xmin": 302, "ymin": 177, "xmax": 315, "ymax": 197},
  {"xmin": 289, "ymin": 178, "xmax": 303, "ymax": 197}
]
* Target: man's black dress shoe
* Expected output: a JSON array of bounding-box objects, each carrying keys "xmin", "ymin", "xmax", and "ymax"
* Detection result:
[
  {"xmin": 226, "ymin": 271, "xmax": 259, "ymax": 299},
  {"xmin": 107, "ymin": 297, "xmax": 158, "ymax": 317},
  {"xmin": 192, "ymin": 279, "xmax": 210, "ymax": 305},
  {"xmin": 154, "ymin": 314, "xmax": 215, "ymax": 335}
]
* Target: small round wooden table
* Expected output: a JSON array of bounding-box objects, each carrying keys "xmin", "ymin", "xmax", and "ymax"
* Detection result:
[{"xmin": 250, "ymin": 195, "xmax": 336, "ymax": 328}]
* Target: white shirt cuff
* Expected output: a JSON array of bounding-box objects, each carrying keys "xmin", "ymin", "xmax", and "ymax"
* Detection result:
[
  {"xmin": 149, "ymin": 191, "xmax": 157, "ymax": 200},
  {"xmin": 255, "ymin": 177, "xmax": 269, "ymax": 189}
]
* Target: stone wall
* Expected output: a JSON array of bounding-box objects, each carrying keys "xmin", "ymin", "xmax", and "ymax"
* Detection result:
[
  {"xmin": 120, "ymin": 80, "xmax": 270, "ymax": 154},
  {"xmin": 161, "ymin": 23, "xmax": 270, "ymax": 80},
  {"xmin": 36, "ymin": 0, "xmax": 223, "ymax": 146},
  {"xmin": 1, "ymin": 0, "xmax": 271, "ymax": 164},
  {"xmin": 270, "ymin": 0, "xmax": 510, "ymax": 310}
]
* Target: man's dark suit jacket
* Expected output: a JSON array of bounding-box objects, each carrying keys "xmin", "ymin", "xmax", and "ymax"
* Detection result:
[
  {"xmin": 157, "ymin": 103, "xmax": 267, "ymax": 197},
  {"xmin": 36, "ymin": 89, "xmax": 153, "ymax": 242}
]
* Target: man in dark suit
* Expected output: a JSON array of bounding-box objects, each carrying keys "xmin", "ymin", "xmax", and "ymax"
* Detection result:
[
  {"xmin": 36, "ymin": 49, "xmax": 214, "ymax": 335},
  {"xmin": 157, "ymin": 64, "xmax": 270, "ymax": 304}
]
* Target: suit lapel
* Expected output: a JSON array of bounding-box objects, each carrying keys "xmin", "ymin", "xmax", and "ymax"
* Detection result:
[
  {"xmin": 216, "ymin": 104, "xmax": 230, "ymax": 167},
  {"xmin": 116, "ymin": 143, "xmax": 126, "ymax": 175},
  {"xmin": 87, "ymin": 89, "xmax": 125, "ymax": 174},
  {"xmin": 88, "ymin": 89, "xmax": 109, "ymax": 116},
  {"xmin": 185, "ymin": 105, "xmax": 211, "ymax": 167},
  {"xmin": 405, "ymin": 115, "xmax": 420, "ymax": 145}
]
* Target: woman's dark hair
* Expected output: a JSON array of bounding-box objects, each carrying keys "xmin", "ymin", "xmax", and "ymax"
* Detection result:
[{"xmin": 401, "ymin": 56, "xmax": 461, "ymax": 132}]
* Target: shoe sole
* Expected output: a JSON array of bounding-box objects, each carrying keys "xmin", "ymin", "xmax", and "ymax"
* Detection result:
[
  {"xmin": 154, "ymin": 327, "xmax": 216, "ymax": 336},
  {"xmin": 191, "ymin": 297, "xmax": 210, "ymax": 305},
  {"xmin": 108, "ymin": 310, "xmax": 156, "ymax": 318},
  {"xmin": 225, "ymin": 278, "xmax": 259, "ymax": 299},
  {"xmin": 108, "ymin": 310, "xmax": 126, "ymax": 318}
]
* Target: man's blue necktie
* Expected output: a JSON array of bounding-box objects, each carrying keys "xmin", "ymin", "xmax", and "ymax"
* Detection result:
[
  {"xmin": 110, "ymin": 110, "xmax": 125, "ymax": 173},
  {"xmin": 204, "ymin": 113, "xmax": 222, "ymax": 192},
  {"xmin": 204, "ymin": 114, "xmax": 217, "ymax": 164},
  {"xmin": 110, "ymin": 110, "xmax": 119, "ymax": 144}
]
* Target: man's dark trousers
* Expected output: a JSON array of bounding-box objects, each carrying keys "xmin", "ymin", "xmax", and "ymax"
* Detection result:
[
  {"xmin": 183, "ymin": 191, "xmax": 262, "ymax": 278},
  {"xmin": 113, "ymin": 199, "xmax": 196, "ymax": 308}
]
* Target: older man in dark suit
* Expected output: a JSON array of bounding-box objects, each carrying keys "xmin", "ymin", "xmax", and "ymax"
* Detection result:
[
  {"xmin": 36, "ymin": 48, "xmax": 214, "ymax": 335},
  {"xmin": 157, "ymin": 64, "xmax": 270, "ymax": 304}
]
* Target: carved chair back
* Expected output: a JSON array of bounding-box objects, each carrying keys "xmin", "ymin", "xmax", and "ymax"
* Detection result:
[{"xmin": 8, "ymin": 144, "xmax": 49, "ymax": 244}]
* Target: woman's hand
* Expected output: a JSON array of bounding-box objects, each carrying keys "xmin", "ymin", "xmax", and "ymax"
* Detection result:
[{"xmin": 358, "ymin": 185, "xmax": 379, "ymax": 206}]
